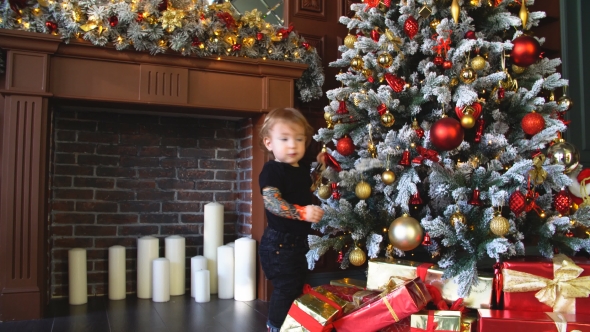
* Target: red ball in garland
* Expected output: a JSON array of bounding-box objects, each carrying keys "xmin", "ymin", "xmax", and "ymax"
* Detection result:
[
  {"xmin": 465, "ymin": 30, "xmax": 476, "ymax": 40},
  {"xmin": 109, "ymin": 16, "xmax": 119, "ymax": 27},
  {"xmin": 521, "ymin": 111, "xmax": 545, "ymax": 136},
  {"xmin": 404, "ymin": 16, "xmax": 419, "ymax": 39},
  {"xmin": 442, "ymin": 60, "xmax": 453, "ymax": 70},
  {"xmin": 429, "ymin": 117, "xmax": 464, "ymax": 151},
  {"xmin": 433, "ymin": 56, "xmax": 444, "ymax": 66},
  {"xmin": 511, "ymin": 35, "xmax": 542, "ymax": 67},
  {"xmin": 45, "ymin": 21, "xmax": 58, "ymax": 33},
  {"xmin": 337, "ymin": 136, "xmax": 355, "ymax": 156}
]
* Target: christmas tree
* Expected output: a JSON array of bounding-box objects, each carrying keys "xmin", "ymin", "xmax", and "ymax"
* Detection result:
[{"xmin": 308, "ymin": 0, "xmax": 590, "ymax": 297}]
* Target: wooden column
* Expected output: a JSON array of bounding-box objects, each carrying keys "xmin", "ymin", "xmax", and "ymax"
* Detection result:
[{"xmin": 0, "ymin": 31, "xmax": 60, "ymax": 321}]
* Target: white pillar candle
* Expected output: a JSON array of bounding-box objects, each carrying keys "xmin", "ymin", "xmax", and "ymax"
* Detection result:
[
  {"xmin": 217, "ymin": 245, "xmax": 234, "ymax": 299},
  {"xmin": 152, "ymin": 258, "xmax": 170, "ymax": 302},
  {"xmin": 191, "ymin": 256, "xmax": 207, "ymax": 298},
  {"xmin": 165, "ymin": 235, "xmax": 185, "ymax": 296},
  {"xmin": 234, "ymin": 237, "xmax": 256, "ymax": 301},
  {"xmin": 226, "ymin": 242, "xmax": 235, "ymax": 248},
  {"xmin": 68, "ymin": 248, "xmax": 88, "ymax": 305},
  {"xmin": 108, "ymin": 245, "xmax": 126, "ymax": 300},
  {"xmin": 137, "ymin": 236, "xmax": 159, "ymax": 299},
  {"xmin": 194, "ymin": 270, "xmax": 210, "ymax": 303},
  {"xmin": 204, "ymin": 202, "xmax": 224, "ymax": 294}
]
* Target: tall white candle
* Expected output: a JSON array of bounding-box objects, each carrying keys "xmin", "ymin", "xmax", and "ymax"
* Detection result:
[
  {"xmin": 152, "ymin": 258, "xmax": 170, "ymax": 302},
  {"xmin": 234, "ymin": 237, "xmax": 256, "ymax": 301},
  {"xmin": 108, "ymin": 245, "xmax": 126, "ymax": 300},
  {"xmin": 194, "ymin": 270, "xmax": 210, "ymax": 303},
  {"xmin": 165, "ymin": 235, "xmax": 185, "ymax": 296},
  {"xmin": 226, "ymin": 242, "xmax": 235, "ymax": 248},
  {"xmin": 217, "ymin": 245, "xmax": 234, "ymax": 299},
  {"xmin": 191, "ymin": 256, "xmax": 207, "ymax": 298},
  {"xmin": 137, "ymin": 236, "xmax": 159, "ymax": 299},
  {"xmin": 203, "ymin": 202, "xmax": 224, "ymax": 294},
  {"xmin": 68, "ymin": 248, "xmax": 88, "ymax": 305}
]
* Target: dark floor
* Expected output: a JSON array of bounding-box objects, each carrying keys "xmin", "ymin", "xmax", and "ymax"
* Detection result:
[{"xmin": 0, "ymin": 295, "xmax": 270, "ymax": 332}]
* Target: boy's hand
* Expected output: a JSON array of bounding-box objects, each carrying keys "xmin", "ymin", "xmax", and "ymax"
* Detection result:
[{"xmin": 305, "ymin": 205, "xmax": 324, "ymax": 223}]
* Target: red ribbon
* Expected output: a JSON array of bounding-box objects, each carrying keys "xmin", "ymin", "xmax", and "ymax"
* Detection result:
[
  {"xmin": 364, "ymin": 0, "xmax": 380, "ymax": 11},
  {"xmin": 412, "ymin": 146, "xmax": 440, "ymax": 164},
  {"xmin": 216, "ymin": 12, "xmax": 236, "ymax": 29},
  {"xmin": 277, "ymin": 24, "xmax": 294, "ymax": 39},
  {"xmin": 323, "ymin": 153, "xmax": 342, "ymax": 172},
  {"xmin": 288, "ymin": 285, "xmax": 343, "ymax": 332}
]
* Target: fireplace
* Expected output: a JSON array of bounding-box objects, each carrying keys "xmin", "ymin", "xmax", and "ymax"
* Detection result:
[{"xmin": 0, "ymin": 29, "xmax": 307, "ymax": 321}]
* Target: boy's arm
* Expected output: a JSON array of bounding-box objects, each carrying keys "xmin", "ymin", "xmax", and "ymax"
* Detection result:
[{"xmin": 262, "ymin": 186, "xmax": 308, "ymax": 221}]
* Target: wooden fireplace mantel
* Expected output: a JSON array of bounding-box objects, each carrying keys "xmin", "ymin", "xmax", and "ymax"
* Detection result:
[{"xmin": 0, "ymin": 29, "xmax": 306, "ymax": 321}]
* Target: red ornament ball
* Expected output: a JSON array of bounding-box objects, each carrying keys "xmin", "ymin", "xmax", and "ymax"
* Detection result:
[
  {"xmin": 337, "ymin": 136, "xmax": 355, "ymax": 156},
  {"xmin": 404, "ymin": 16, "xmax": 419, "ymax": 39},
  {"xmin": 442, "ymin": 60, "xmax": 453, "ymax": 70},
  {"xmin": 465, "ymin": 31, "xmax": 476, "ymax": 40},
  {"xmin": 521, "ymin": 112, "xmax": 545, "ymax": 136},
  {"xmin": 158, "ymin": 0, "xmax": 168, "ymax": 11},
  {"xmin": 433, "ymin": 56, "xmax": 444, "ymax": 66},
  {"xmin": 256, "ymin": 32, "xmax": 264, "ymax": 41},
  {"xmin": 109, "ymin": 16, "xmax": 119, "ymax": 27},
  {"xmin": 511, "ymin": 35, "xmax": 542, "ymax": 67},
  {"xmin": 45, "ymin": 21, "xmax": 58, "ymax": 32},
  {"xmin": 429, "ymin": 117, "xmax": 464, "ymax": 151},
  {"xmin": 554, "ymin": 189, "xmax": 572, "ymax": 215}
]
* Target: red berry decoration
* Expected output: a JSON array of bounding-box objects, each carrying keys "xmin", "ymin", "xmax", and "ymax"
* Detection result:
[
  {"xmin": 302, "ymin": 41, "xmax": 310, "ymax": 50},
  {"xmin": 465, "ymin": 31, "xmax": 476, "ymax": 40},
  {"xmin": 429, "ymin": 117, "xmax": 464, "ymax": 151},
  {"xmin": 511, "ymin": 35, "xmax": 542, "ymax": 67},
  {"xmin": 256, "ymin": 32, "xmax": 264, "ymax": 41},
  {"xmin": 337, "ymin": 136, "xmax": 355, "ymax": 156},
  {"xmin": 384, "ymin": 73, "xmax": 405, "ymax": 93},
  {"xmin": 442, "ymin": 60, "xmax": 453, "ymax": 70},
  {"xmin": 192, "ymin": 37, "xmax": 202, "ymax": 47},
  {"xmin": 45, "ymin": 21, "xmax": 58, "ymax": 33},
  {"xmin": 404, "ymin": 15, "xmax": 419, "ymax": 39},
  {"xmin": 136, "ymin": 12, "xmax": 144, "ymax": 22},
  {"xmin": 554, "ymin": 188, "xmax": 572, "ymax": 215},
  {"xmin": 109, "ymin": 16, "xmax": 119, "ymax": 27},
  {"xmin": 521, "ymin": 111, "xmax": 545, "ymax": 136},
  {"xmin": 232, "ymin": 44, "xmax": 242, "ymax": 52},
  {"xmin": 509, "ymin": 188, "xmax": 526, "ymax": 216}
]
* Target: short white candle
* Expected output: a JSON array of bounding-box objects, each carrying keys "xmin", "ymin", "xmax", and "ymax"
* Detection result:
[
  {"xmin": 165, "ymin": 235, "xmax": 185, "ymax": 296},
  {"xmin": 152, "ymin": 258, "xmax": 170, "ymax": 303},
  {"xmin": 234, "ymin": 237, "xmax": 256, "ymax": 301},
  {"xmin": 217, "ymin": 245, "xmax": 234, "ymax": 299},
  {"xmin": 194, "ymin": 270, "xmax": 210, "ymax": 303},
  {"xmin": 137, "ymin": 236, "xmax": 159, "ymax": 299},
  {"xmin": 108, "ymin": 245, "xmax": 126, "ymax": 300},
  {"xmin": 68, "ymin": 248, "xmax": 88, "ymax": 305},
  {"xmin": 204, "ymin": 202, "xmax": 224, "ymax": 294},
  {"xmin": 191, "ymin": 256, "xmax": 207, "ymax": 298}
]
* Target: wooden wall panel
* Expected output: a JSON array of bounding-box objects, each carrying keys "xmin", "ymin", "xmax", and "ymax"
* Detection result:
[
  {"xmin": 294, "ymin": 0, "xmax": 326, "ymax": 21},
  {"xmin": 139, "ymin": 64, "xmax": 188, "ymax": 104}
]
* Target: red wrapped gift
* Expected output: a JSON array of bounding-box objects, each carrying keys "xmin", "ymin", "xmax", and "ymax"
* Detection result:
[
  {"xmin": 332, "ymin": 277, "xmax": 431, "ymax": 332},
  {"xmin": 478, "ymin": 309, "xmax": 590, "ymax": 331},
  {"xmin": 378, "ymin": 317, "xmax": 411, "ymax": 332},
  {"xmin": 320, "ymin": 284, "xmax": 381, "ymax": 307},
  {"xmin": 502, "ymin": 254, "xmax": 590, "ymax": 314}
]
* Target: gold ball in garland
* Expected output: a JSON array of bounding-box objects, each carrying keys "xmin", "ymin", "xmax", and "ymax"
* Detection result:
[
  {"xmin": 460, "ymin": 65, "xmax": 477, "ymax": 84},
  {"xmin": 377, "ymin": 53, "xmax": 394, "ymax": 68},
  {"xmin": 355, "ymin": 181, "xmax": 372, "ymax": 200},
  {"xmin": 318, "ymin": 183, "xmax": 332, "ymax": 199},
  {"xmin": 349, "ymin": 245, "xmax": 367, "ymax": 266},
  {"xmin": 490, "ymin": 211, "xmax": 510, "ymax": 236},
  {"xmin": 388, "ymin": 213, "xmax": 423, "ymax": 251},
  {"xmin": 380, "ymin": 111, "xmax": 395, "ymax": 127},
  {"xmin": 558, "ymin": 95, "xmax": 573, "ymax": 111},
  {"xmin": 450, "ymin": 210, "xmax": 466, "ymax": 227},
  {"xmin": 470, "ymin": 55, "xmax": 486, "ymax": 71},
  {"xmin": 382, "ymin": 169, "xmax": 396, "ymax": 185},
  {"xmin": 350, "ymin": 56, "xmax": 364, "ymax": 71},
  {"xmin": 344, "ymin": 33, "xmax": 357, "ymax": 49}
]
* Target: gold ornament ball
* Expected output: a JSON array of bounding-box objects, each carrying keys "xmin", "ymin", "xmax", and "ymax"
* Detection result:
[
  {"xmin": 349, "ymin": 246, "xmax": 367, "ymax": 266},
  {"xmin": 512, "ymin": 64, "xmax": 526, "ymax": 74},
  {"xmin": 430, "ymin": 18, "xmax": 441, "ymax": 30},
  {"xmin": 382, "ymin": 169, "xmax": 396, "ymax": 185},
  {"xmin": 344, "ymin": 33, "xmax": 357, "ymax": 49},
  {"xmin": 377, "ymin": 53, "xmax": 394, "ymax": 68},
  {"xmin": 450, "ymin": 211, "xmax": 466, "ymax": 227},
  {"xmin": 470, "ymin": 55, "xmax": 486, "ymax": 71},
  {"xmin": 362, "ymin": 68, "xmax": 373, "ymax": 79},
  {"xmin": 317, "ymin": 184, "xmax": 332, "ymax": 199},
  {"xmin": 388, "ymin": 214, "xmax": 424, "ymax": 251},
  {"xmin": 460, "ymin": 66, "xmax": 477, "ymax": 84},
  {"xmin": 380, "ymin": 111, "xmax": 395, "ymax": 127},
  {"xmin": 547, "ymin": 139, "xmax": 580, "ymax": 174},
  {"xmin": 324, "ymin": 112, "xmax": 332, "ymax": 122},
  {"xmin": 558, "ymin": 95, "xmax": 573, "ymax": 111},
  {"xmin": 489, "ymin": 212, "xmax": 510, "ymax": 236},
  {"xmin": 449, "ymin": 76, "xmax": 459, "ymax": 87},
  {"xmin": 355, "ymin": 181, "xmax": 372, "ymax": 200},
  {"xmin": 350, "ymin": 56, "xmax": 365, "ymax": 71},
  {"xmin": 461, "ymin": 113, "xmax": 476, "ymax": 129}
]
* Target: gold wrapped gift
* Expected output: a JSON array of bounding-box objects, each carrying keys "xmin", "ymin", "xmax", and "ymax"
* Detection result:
[
  {"xmin": 280, "ymin": 285, "xmax": 352, "ymax": 332},
  {"xmin": 367, "ymin": 258, "xmax": 493, "ymax": 309},
  {"xmin": 410, "ymin": 310, "xmax": 462, "ymax": 331},
  {"xmin": 329, "ymin": 278, "xmax": 367, "ymax": 289},
  {"xmin": 460, "ymin": 315, "xmax": 477, "ymax": 332}
]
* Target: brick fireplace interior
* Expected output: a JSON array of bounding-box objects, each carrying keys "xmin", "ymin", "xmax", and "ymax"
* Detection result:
[{"xmin": 49, "ymin": 107, "xmax": 254, "ymax": 297}]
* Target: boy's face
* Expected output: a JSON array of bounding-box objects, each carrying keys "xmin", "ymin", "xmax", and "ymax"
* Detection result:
[{"xmin": 263, "ymin": 121, "xmax": 306, "ymax": 167}]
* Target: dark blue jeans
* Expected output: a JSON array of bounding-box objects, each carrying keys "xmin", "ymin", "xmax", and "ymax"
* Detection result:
[{"xmin": 258, "ymin": 227, "xmax": 308, "ymax": 330}]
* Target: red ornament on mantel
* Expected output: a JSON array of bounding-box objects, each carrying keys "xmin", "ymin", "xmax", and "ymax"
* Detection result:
[
  {"xmin": 511, "ymin": 35, "xmax": 542, "ymax": 67},
  {"xmin": 404, "ymin": 16, "xmax": 419, "ymax": 39},
  {"xmin": 136, "ymin": 12, "xmax": 144, "ymax": 22},
  {"xmin": 158, "ymin": 0, "xmax": 167, "ymax": 11},
  {"xmin": 337, "ymin": 136, "xmax": 355, "ymax": 156},
  {"xmin": 109, "ymin": 16, "xmax": 119, "ymax": 27},
  {"xmin": 509, "ymin": 188, "xmax": 526, "ymax": 216},
  {"xmin": 256, "ymin": 32, "xmax": 264, "ymax": 41},
  {"xmin": 45, "ymin": 21, "xmax": 58, "ymax": 32},
  {"xmin": 232, "ymin": 44, "xmax": 242, "ymax": 52},
  {"xmin": 302, "ymin": 42, "xmax": 311, "ymax": 50},
  {"xmin": 553, "ymin": 188, "xmax": 572, "ymax": 215},
  {"xmin": 429, "ymin": 117, "xmax": 464, "ymax": 151},
  {"xmin": 384, "ymin": 73, "xmax": 406, "ymax": 93}
]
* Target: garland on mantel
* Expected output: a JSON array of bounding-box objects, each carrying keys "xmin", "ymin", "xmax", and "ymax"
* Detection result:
[{"xmin": 0, "ymin": 1, "xmax": 324, "ymax": 102}]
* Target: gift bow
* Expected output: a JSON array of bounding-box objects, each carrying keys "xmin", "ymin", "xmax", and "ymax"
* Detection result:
[
  {"xmin": 503, "ymin": 254, "xmax": 590, "ymax": 313},
  {"xmin": 412, "ymin": 146, "xmax": 440, "ymax": 164}
]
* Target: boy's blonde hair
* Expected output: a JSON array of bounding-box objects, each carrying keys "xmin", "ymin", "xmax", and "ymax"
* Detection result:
[{"xmin": 258, "ymin": 108, "xmax": 314, "ymax": 150}]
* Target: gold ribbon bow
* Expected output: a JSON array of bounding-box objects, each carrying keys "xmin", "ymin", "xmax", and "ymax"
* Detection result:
[
  {"xmin": 241, "ymin": 9, "xmax": 263, "ymax": 29},
  {"xmin": 503, "ymin": 254, "xmax": 590, "ymax": 313},
  {"xmin": 208, "ymin": 2, "xmax": 231, "ymax": 12},
  {"xmin": 384, "ymin": 28, "xmax": 404, "ymax": 59},
  {"xmin": 529, "ymin": 154, "xmax": 548, "ymax": 185}
]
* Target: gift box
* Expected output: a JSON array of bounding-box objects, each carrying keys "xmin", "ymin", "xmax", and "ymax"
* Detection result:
[
  {"xmin": 330, "ymin": 278, "xmax": 367, "ymax": 289},
  {"xmin": 332, "ymin": 277, "xmax": 431, "ymax": 332},
  {"xmin": 460, "ymin": 315, "xmax": 477, "ymax": 332},
  {"xmin": 280, "ymin": 284, "xmax": 352, "ymax": 332},
  {"xmin": 320, "ymin": 284, "xmax": 381, "ymax": 308},
  {"xmin": 377, "ymin": 317, "xmax": 411, "ymax": 332},
  {"xmin": 410, "ymin": 310, "xmax": 462, "ymax": 331},
  {"xmin": 478, "ymin": 309, "xmax": 590, "ymax": 331},
  {"xmin": 367, "ymin": 258, "xmax": 493, "ymax": 309},
  {"xmin": 502, "ymin": 254, "xmax": 590, "ymax": 314}
]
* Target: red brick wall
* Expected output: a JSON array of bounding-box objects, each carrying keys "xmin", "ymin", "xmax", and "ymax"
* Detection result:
[{"xmin": 49, "ymin": 109, "xmax": 253, "ymax": 297}]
